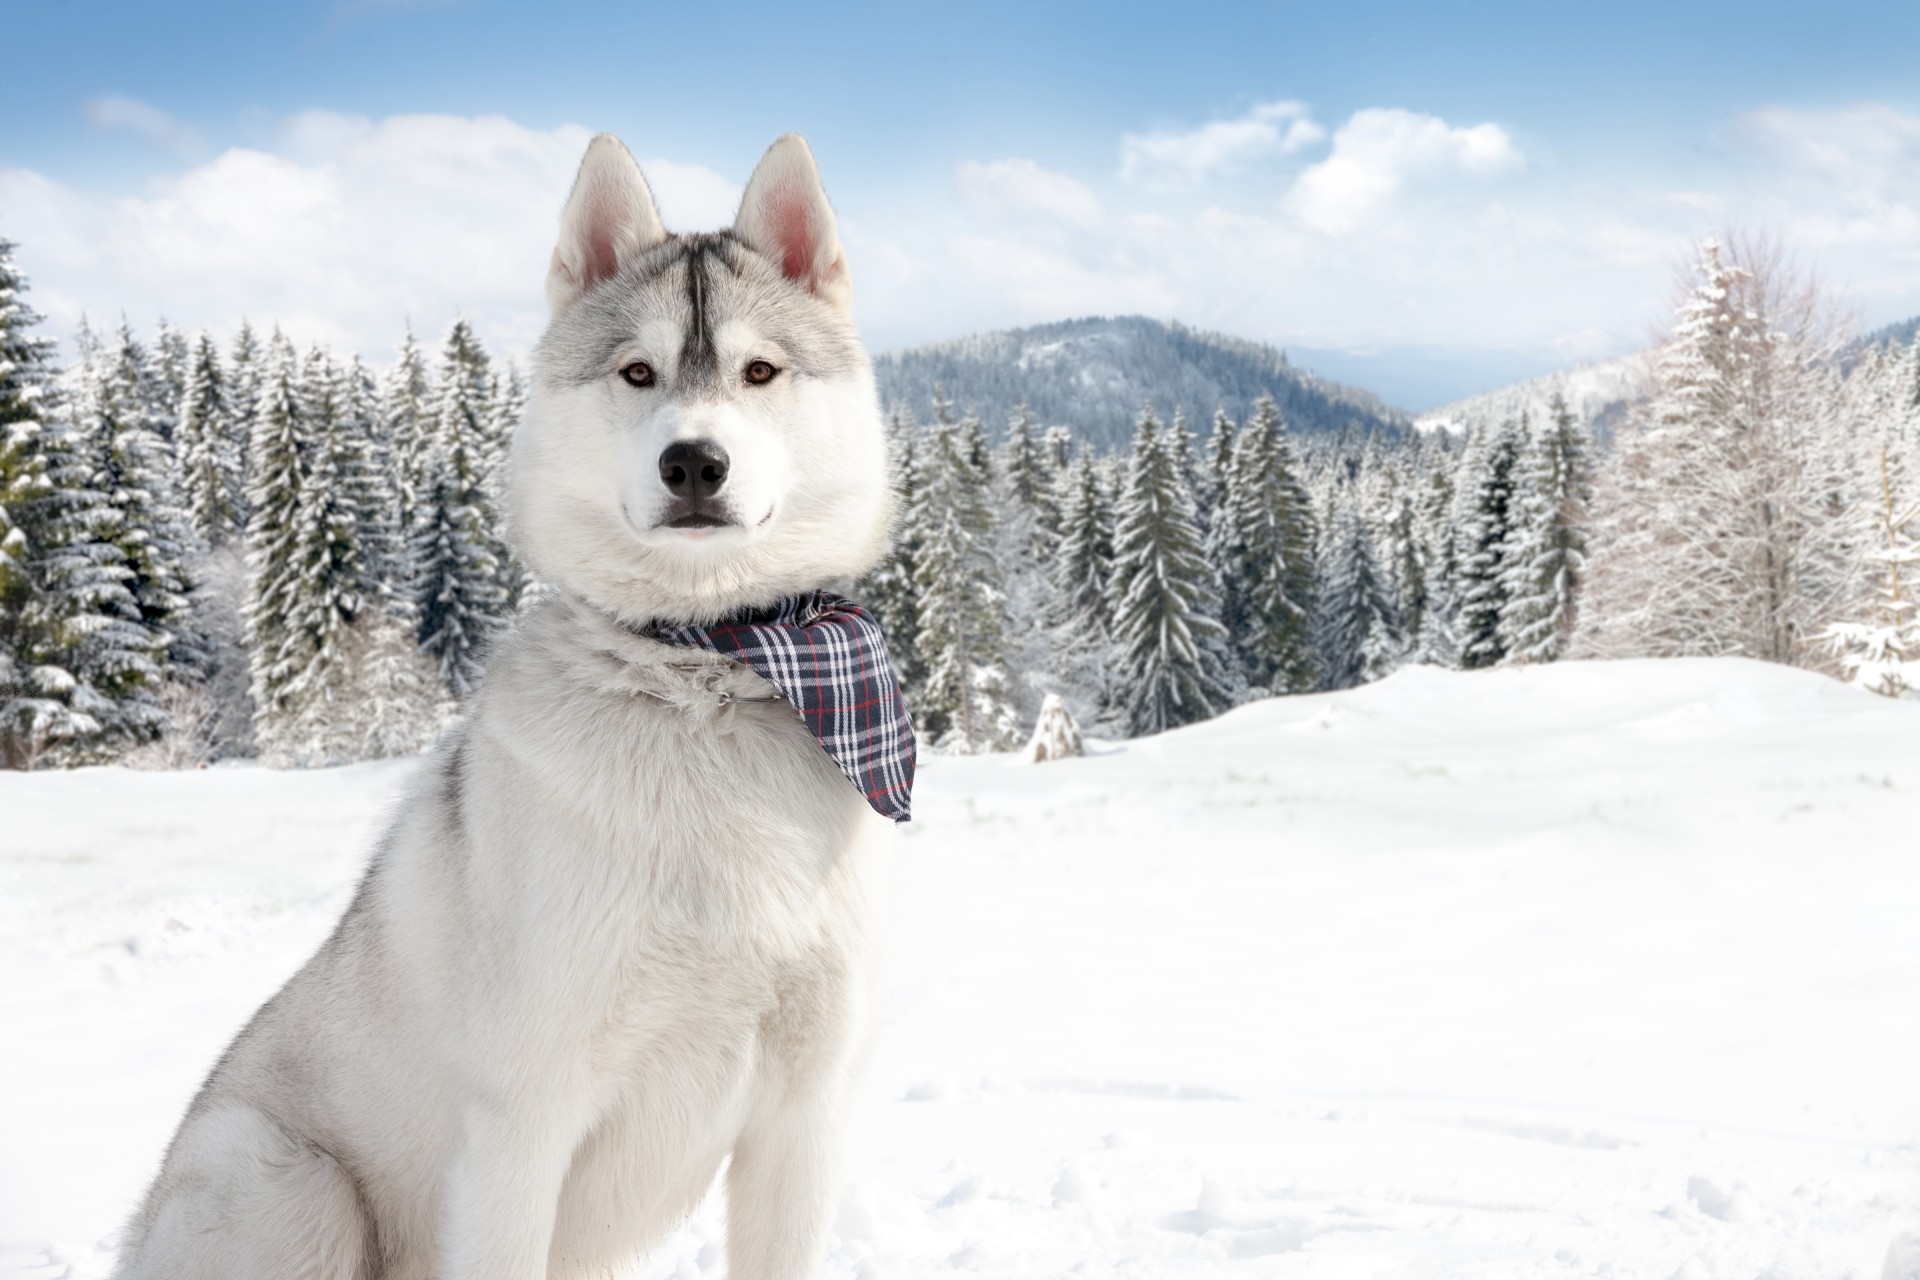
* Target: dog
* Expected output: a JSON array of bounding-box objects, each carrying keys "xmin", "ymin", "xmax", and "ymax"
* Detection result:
[{"xmin": 112, "ymin": 132, "xmax": 899, "ymax": 1280}]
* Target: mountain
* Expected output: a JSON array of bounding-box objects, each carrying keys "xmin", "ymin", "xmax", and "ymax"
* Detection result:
[
  {"xmin": 1413, "ymin": 352, "xmax": 1642, "ymax": 442},
  {"xmin": 872, "ymin": 315, "xmax": 1412, "ymax": 451},
  {"xmin": 1862, "ymin": 314, "xmax": 1920, "ymax": 351}
]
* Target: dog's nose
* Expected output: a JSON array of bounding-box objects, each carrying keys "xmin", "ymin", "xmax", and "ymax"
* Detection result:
[{"xmin": 659, "ymin": 439, "xmax": 730, "ymax": 501}]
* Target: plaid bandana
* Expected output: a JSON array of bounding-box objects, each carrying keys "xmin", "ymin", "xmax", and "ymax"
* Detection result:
[{"xmin": 644, "ymin": 591, "xmax": 916, "ymax": 823}]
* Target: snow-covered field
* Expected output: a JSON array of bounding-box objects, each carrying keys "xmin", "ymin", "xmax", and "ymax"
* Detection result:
[{"xmin": 4, "ymin": 657, "xmax": 1918, "ymax": 1279}]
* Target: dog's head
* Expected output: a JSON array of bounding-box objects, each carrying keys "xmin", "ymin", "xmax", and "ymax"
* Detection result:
[{"xmin": 510, "ymin": 133, "xmax": 893, "ymax": 625}]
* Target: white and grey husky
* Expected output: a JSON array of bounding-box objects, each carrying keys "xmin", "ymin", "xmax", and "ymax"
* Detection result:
[{"xmin": 113, "ymin": 133, "xmax": 898, "ymax": 1280}]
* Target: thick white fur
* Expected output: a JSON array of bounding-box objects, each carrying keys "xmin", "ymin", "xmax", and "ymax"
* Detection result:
[{"xmin": 113, "ymin": 134, "xmax": 896, "ymax": 1280}]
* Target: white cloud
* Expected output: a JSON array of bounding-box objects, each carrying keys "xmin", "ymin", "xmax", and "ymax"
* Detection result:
[
  {"xmin": 1284, "ymin": 109, "xmax": 1522, "ymax": 235},
  {"xmin": 1731, "ymin": 104, "xmax": 1920, "ymax": 252},
  {"xmin": 1119, "ymin": 101, "xmax": 1326, "ymax": 186},
  {"xmin": 84, "ymin": 95, "xmax": 199, "ymax": 154},
  {"xmin": 0, "ymin": 113, "xmax": 739, "ymax": 363},
  {"xmin": 956, "ymin": 158, "xmax": 1102, "ymax": 228}
]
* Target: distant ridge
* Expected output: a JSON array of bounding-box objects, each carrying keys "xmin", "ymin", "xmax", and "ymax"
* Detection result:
[
  {"xmin": 1861, "ymin": 314, "xmax": 1919, "ymax": 352},
  {"xmin": 872, "ymin": 315, "xmax": 1412, "ymax": 452},
  {"xmin": 1414, "ymin": 353, "xmax": 1642, "ymax": 442}
]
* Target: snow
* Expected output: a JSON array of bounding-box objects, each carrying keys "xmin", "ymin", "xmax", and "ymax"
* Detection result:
[{"xmin": 4, "ymin": 657, "xmax": 1919, "ymax": 1278}]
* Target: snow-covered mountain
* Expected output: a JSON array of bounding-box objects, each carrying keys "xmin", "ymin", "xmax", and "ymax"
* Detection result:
[
  {"xmin": 1413, "ymin": 351, "xmax": 1643, "ymax": 440},
  {"xmin": 873, "ymin": 315, "xmax": 1412, "ymax": 451}
]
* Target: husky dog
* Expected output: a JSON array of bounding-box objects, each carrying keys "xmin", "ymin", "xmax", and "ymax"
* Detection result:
[{"xmin": 113, "ymin": 133, "xmax": 897, "ymax": 1280}]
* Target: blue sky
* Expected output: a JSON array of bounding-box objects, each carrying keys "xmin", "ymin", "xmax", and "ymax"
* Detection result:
[{"xmin": 6, "ymin": 0, "xmax": 1920, "ymax": 408}]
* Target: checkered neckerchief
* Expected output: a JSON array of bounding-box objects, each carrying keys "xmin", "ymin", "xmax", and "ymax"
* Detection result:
[{"xmin": 644, "ymin": 591, "xmax": 916, "ymax": 823}]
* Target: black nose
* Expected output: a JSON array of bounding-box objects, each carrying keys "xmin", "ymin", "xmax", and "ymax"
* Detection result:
[{"xmin": 658, "ymin": 439, "xmax": 730, "ymax": 501}]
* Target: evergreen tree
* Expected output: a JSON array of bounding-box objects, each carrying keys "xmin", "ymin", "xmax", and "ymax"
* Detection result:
[
  {"xmin": 484, "ymin": 360, "xmax": 530, "ymax": 607},
  {"xmin": 1, "ymin": 244, "xmax": 163, "ymax": 764},
  {"xmin": 1053, "ymin": 449, "xmax": 1114, "ymax": 635},
  {"xmin": 1316, "ymin": 506, "xmax": 1398, "ymax": 689},
  {"xmin": 1410, "ymin": 457, "xmax": 1461, "ymax": 664},
  {"xmin": 1108, "ymin": 403, "xmax": 1234, "ymax": 734},
  {"xmin": 1497, "ymin": 395, "xmax": 1591, "ymax": 663},
  {"xmin": 149, "ymin": 319, "xmax": 190, "ymax": 445},
  {"xmin": 1210, "ymin": 395, "xmax": 1319, "ymax": 693},
  {"xmin": 226, "ymin": 320, "xmax": 261, "ymax": 523},
  {"xmin": 911, "ymin": 409, "xmax": 1016, "ymax": 751},
  {"xmin": 858, "ymin": 406, "xmax": 924, "ymax": 691},
  {"xmin": 244, "ymin": 332, "xmax": 311, "ymax": 749},
  {"xmin": 72, "ymin": 321, "xmax": 198, "ymax": 672},
  {"xmin": 1825, "ymin": 443, "xmax": 1919, "ymax": 698},
  {"xmin": 175, "ymin": 330, "xmax": 242, "ymax": 547},
  {"xmin": 1453, "ymin": 415, "xmax": 1523, "ymax": 668},
  {"xmin": 411, "ymin": 319, "xmax": 506, "ymax": 697}
]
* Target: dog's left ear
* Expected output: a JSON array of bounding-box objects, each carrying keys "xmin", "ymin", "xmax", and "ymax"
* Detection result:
[{"xmin": 734, "ymin": 134, "xmax": 853, "ymax": 317}]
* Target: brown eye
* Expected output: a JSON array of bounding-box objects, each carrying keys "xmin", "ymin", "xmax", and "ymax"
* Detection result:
[
  {"xmin": 745, "ymin": 359, "xmax": 779, "ymax": 385},
  {"xmin": 620, "ymin": 361, "xmax": 655, "ymax": 388}
]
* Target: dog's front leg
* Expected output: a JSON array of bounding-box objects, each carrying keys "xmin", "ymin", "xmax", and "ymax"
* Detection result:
[
  {"xmin": 725, "ymin": 1087, "xmax": 848, "ymax": 1280},
  {"xmin": 440, "ymin": 1093, "xmax": 585, "ymax": 1280}
]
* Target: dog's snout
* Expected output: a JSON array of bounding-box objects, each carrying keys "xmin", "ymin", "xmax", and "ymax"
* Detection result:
[{"xmin": 659, "ymin": 439, "xmax": 730, "ymax": 501}]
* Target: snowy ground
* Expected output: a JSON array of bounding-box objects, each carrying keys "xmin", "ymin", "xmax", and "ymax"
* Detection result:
[{"xmin": 4, "ymin": 657, "xmax": 1919, "ymax": 1279}]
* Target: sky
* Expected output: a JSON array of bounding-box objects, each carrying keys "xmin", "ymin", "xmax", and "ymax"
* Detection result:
[{"xmin": 4, "ymin": 0, "xmax": 1920, "ymax": 410}]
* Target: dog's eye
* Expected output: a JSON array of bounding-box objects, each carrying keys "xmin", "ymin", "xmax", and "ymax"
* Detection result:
[
  {"xmin": 620, "ymin": 361, "xmax": 655, "ymax": 388},
  {"xmin": 744, "ymin": 360, "xmax": 779, "ymax": 386}
]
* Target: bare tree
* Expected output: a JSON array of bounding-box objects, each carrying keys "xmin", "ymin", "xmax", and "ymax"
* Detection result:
[{"xmin": 1577, "ymin": 232, "xmax": 1857, "ymax": 668}]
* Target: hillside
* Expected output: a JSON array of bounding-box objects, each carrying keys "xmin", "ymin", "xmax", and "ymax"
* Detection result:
[
  {"xmin": 1413, "ymin": 351, "xmax": 1641, "ymax": 441},
  {"xmin": 872, "ymin": 315, "xmax": 1412, "ymax": 451},
  {"xmin": 5, "ymin": 658, "xmax": 1918, "ymax": 1276}
]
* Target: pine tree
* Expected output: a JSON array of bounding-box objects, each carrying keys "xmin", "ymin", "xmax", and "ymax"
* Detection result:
[
  {"xmin": 72, "ymin": 321, "xmax": 199, "ymax": 675},
  {"xmin": 857, "ymin": 406, "xmax": 924, "ymax": 693},
  {"xmin": 244, "ymin": 332, "xmax": 311, "ymax": 751},
  {"xmin": 1316, "ymin": 507, "xmax": 1398, "ymax": 689},
  {"xmin": 412, "ymin": 319, "xmax": 506, "ymax": 698},
  {"xmin": 226, "ymin": 320, "xmax": 261, "ymax": 524},
  {"xmin": 175, "ymin": 330, "xmax": 242, "ymax": 547},
  {"xmin": 1052, "ymin": 448, "xmax": 1114, "ymax": 635},
  {"xmin": 1, "ymin": 243, "xmax": 163, "ymax": 764},
  {"xmin": 911, "ymin": 408, "xmax": 1016, "ymax": 751},
  {"xmin": 484, "ymin": 360, "xmax": 530, "ymax": 607},
  {"xmin": 1497, "ymin": 395, "xmax": 1591, "ymax": 663},
  {"xmin": 1578, "ymin": 237, "xmax": 1853, "ymax": 666},
  {"xmin": 1108, "ymin": 403, "xmax": 1234, "ymax": 735},
  {"xmin": 1453, "ymin": 415, "xmax": 1523, "ymax": 668},
  {"xmin": 1210, "ymin": 395, "xmax": 1318, "ymax": 694},
  {"xmin": 1410, "ymin": 455, "xmax": 1461, "ymax": 664},
  {"xmin": 1825, "ymin": 444, "xmax": 1919, "ymax": 698},
  {"xmin": 149, "ymin": 319, "xmax": 190, "ymax": 445}
]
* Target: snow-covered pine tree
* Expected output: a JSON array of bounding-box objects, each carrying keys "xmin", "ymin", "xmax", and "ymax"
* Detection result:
[
  {"xmin": 1578, "ymin": 237, "xmax": 1853, "ymax": 666},
  {"xmin": 1199, "ymin": 406, "xmax": 1236, "ymax": 532},
  {"xmin": 243, "ymin": 331, "xmax": 308, "ymax": 752},
  {"xmin": 484, "ymin": 360, "xmax": 531, "ymax": 607},
  {"xmin": 911, "ymin": 407, "xmax": 1017, "ymax": 752},
  {"xmin": 149, "ymin": 319, "xmax": 190, "ymax": 445},
  {"xmin": 379, "ymin": 324, "xmax": 434, "ymax": 568},
  {"xmin": 1052, "ymin": 448, "xmax": 1114, "ymax": 635},
  {"xmin": 340, "ymin": 354, "xmax": 404, "ymax": 605},
  {"xmin": 1, "ymin": 243, "xmax": 159, "ymax": 764},
  {"xmin": 1825, "ymin": 444, "xmax": 1919, "ymax": 698},
  {"xmin": 224, "ymin": 321, "xmax": 261, "ymax": 523},
  {"xmin": 1497, "ymin": 394, "xmax": 1591, "ymax": 664},
  {"xmin": 1410, "ymin": 452, "xmax": 1461, "ymax": 664},
  {"xmin": 1211, "ymin": 395, "xmax": 1319, "ymax": 694},
  {"xmin": 175, "ymin": 330, "xmax": 243, "ymax": 547},
  {"xmin": 411, "ymin": 319, "xmax": 506, "ymax": 698},
  {"xmin": 1315, "ymin": 505, "xmax": 1399, "ymax": 689},
  {"xmin": 1452, "ymin": 414, "xmax": 1523, "ymax": 669},
  {"xmin": 1108, "ymin": 402, "xmax": 1235, "ymax": 734},
  {"xmin": 856, "ymin": 406, "xmax": 924, "ymax": 693},
  {"xmin": 75, "ymin": 321, "xmax": 199, "ymax": 677},
  {"xmin": 1378, "ymin": 482, "xmax": 1427, "ymax": 663}
]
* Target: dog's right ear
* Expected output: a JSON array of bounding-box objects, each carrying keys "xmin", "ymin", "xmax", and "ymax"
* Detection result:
[{"xmin": 547, "ymin": 134, "xmax": 668, "ymax": 315}]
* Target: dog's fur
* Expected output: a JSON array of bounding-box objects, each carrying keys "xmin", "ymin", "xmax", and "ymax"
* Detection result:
[{"xmin": 112, "ymin": 133, "xmax": 897, "ymax": 1280}]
